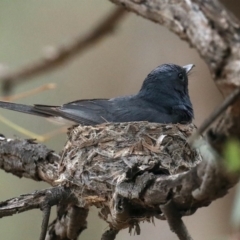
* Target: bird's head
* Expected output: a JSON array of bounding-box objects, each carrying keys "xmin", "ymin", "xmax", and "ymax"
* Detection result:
[
  {"xmin": 138, "ymin": 63, "xmax": 194, "ymax": 106},
  {"xmin": 137, "ymin": 63, "xmax": 194, "ymax": 122}
]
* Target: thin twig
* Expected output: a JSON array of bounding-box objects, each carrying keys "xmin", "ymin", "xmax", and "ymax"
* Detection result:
[
  {"xmin": 0, "ymin": 189, "xmax": 50, "ymax": 218},
  {"xmin": 39, "ymin": 205, "xmax": 51, "ymax": 240},
  {"xmin": 67, "ymin": 207, "xmax": 89, "ymax": 239},
  {"xmin": 0, "ymin": 114, "xmax": 67, "ymax": 142},
  {"xmin": 160, "ymin": 201, "xmax": 193, "ymax": 240},
  {"xmin": 0, "ymin": 7, "xmax": 127, "ymax": 93},
  {"xmin": 188, "ymin": 88, "xmax": 240, "ymax": 145},
  {"xmin": 101, "ymin": 228, "xmax": 119, "ymax": 240},
  {"xmin": 0, "ymin": 136, "xmax": 60, "ymax": 183},
  {"xmin": 0, "ymin": 83, "xmax": 56, "ymax": 101},
  {"xmin": 38, "ymin": 187, "xmax": 74, "ymax": 240},
  {"xmin": 46, "ymin": 206, "xmax": 89, "ymax": 240}
]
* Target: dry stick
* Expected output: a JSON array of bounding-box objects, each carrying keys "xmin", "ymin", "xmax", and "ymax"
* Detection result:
[
  {"xmin": 0, "ymin": 189, "xmax": 50, "ymax": 218},
  {"xmin": 0, "ymin": 83, "xmax": 56, "ymax": 101},
  {"xmin": 160, "ymin": 201, "xmax": 193, "ymax": 240},
  {"xmin": 67, "ymin": 207, "xmax": 89, "ymax": 239},
  {"xmin": 101, "ymin": 228, "xmax": 119, "ymax": 240},
  {"xmin": 0, "ymin": 114, "xmax": 67, "ymax": 142},
  {"xmin": 188, "ymin": 88, "xmax": 240, "ymax": 145},
  {"xmin": 0, "ymin": 7, "xmax": 127, "ymax": 92},
  {"xmin": 39, "ymin": 205, "xmax": 51, "ymax": 240}
]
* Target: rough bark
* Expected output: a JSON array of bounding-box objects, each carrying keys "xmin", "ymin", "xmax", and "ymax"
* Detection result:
[
  {"xmin": 0, "ymin": 122, "xmax": 238, "ymax": 239},
  {"xmin": 0, "ymin": 136, "xmax": 60, "ymax": 184},
  {"xmin": 109, "ymin": 0, "xmax": 240, "ymax": 145},
  {"xmin": 1, "ymin": 1, "xmax": 240, "ymax": 240}
]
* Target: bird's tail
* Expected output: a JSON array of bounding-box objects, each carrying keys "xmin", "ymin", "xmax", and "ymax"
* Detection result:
[{"xmin": 0, "ymin": 101, "xmax": 52, "ymax": 118}]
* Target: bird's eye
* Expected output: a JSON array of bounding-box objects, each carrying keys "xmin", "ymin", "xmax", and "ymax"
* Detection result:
[{"xmin": 178, "ymin": 73, "xmax": 184, "ymax": 80}]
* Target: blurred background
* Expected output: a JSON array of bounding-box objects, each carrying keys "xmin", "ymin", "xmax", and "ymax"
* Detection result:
[{"xmin": 0, "ymin": 0, "xmax": 239, "ymax": 239}]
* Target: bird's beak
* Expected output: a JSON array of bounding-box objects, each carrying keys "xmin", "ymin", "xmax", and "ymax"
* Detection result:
[{"xmin": 183, "ymin": 64, "xmax": 195, "ymax": 74}]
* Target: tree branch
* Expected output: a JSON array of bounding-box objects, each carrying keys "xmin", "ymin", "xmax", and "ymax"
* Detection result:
[
  {"xmin": 0, "ymin": 188, "xmax": 50, "ymax": 218},
  {"xmin": 0, "ymin": 136, "xmax": 60, "ymax": 184},
  {"xmin": 188, "ymin": 88, "xmax": 240, "ymax": 145},
  {"xmin": 0, "ymin": 7, "xmax": 127, "ymax": 93},
  {"xmin": 1, "ymin": 1, "xmax": 240, "ymax": 239},
  {"xmin": 109, "ymin": 0, "xmax": 240, "ymax": 141},
  {"xmin": 0, "ymin": 123, "xmax": 237, "ymax": 217},
  {"xmin": 110, "ymin": 0, "xmax": 239, "ymax": 74},
  {"xmin": 0, "ymin": 122, "xmax": 238, "ymax": 240},
  {"xmin": 0, "ymin": 186, "xmax": 85, "ymax": 240},
  {"xmin": 101, "ymin": 228, "xmax": 119, "ymax": 240},
  {"xmin": 160, "ymin": 201, "xmax": 193, "ymax": 240}
]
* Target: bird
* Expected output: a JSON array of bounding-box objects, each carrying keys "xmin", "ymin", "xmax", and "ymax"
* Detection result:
[{"xmin": 0, "ymin": 63, "xmax": 194, "ymax": 125}]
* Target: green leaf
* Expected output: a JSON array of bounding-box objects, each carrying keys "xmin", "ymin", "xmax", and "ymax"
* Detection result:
[{"xmin": 224, "ymin": 139, "xmax": 240, "ymax": 172}]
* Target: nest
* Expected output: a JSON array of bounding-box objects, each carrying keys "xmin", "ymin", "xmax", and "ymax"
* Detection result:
[{"xmin": 57, "ymin": 121, "xmax": 202, "ymax": 231}]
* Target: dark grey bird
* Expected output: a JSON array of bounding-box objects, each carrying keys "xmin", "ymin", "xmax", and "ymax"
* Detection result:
[{"xmin": 0, "ymin": 63, "xmax": 194, "ymax": 125}]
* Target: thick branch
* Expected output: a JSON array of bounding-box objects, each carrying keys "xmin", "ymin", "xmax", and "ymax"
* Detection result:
[
  {"xmin": 110, "ymin": 0, "xmax": 239, "ymax": 74},
  {"xmin": 0, "ymin": 136, "xmax": 60, "ymax": 184},
  {"xmin": 144, "ymin": 154, "xmax": 237, "ymax": 208},
  {"xmin": 160, "ymin": 201, "xmax": 193, "ymax": 240},
  {"xmin": 0, "ymin": 189, "xmax": 49, "ymax": 218},
  {"xmin": 0, "ymin": 123, "xmax": 237, "ymax": 216},
  {"xmin": 0, "ymin": 123, "xmax": 238, "ymax": 239},
  {"xmin": 0, "ymin": 186, "xmax": 83, "ymax": 240},
  {"xmin": 109, "ymin": 0, "xmax": 240, "ymax": 141},
  {"xmin": 1, "ymin": 1, "xmax": 240, "ymax": 239},
  {"xmin": 0, "ymin": 7, "xmax": 127, "ymax": 92},
  {"xmin": 115, "ymin": 142, "xmax": 238, "ymax": 215}
]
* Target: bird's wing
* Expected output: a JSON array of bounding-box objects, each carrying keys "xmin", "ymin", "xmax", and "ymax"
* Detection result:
[
  {"xmin": 0, "ymin": 97, "xmax": 185, "ymax": 125},
  {"xmin": 0, "ymin": 99, "xmax": 113, "ymax": 125},
  {"xmin": 110, "ymin": 97, "xmax": 182, "ymax": 124},
  {"xmin": 34, "ymin": 99, "xmax": 112, "ymax": 125}
]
